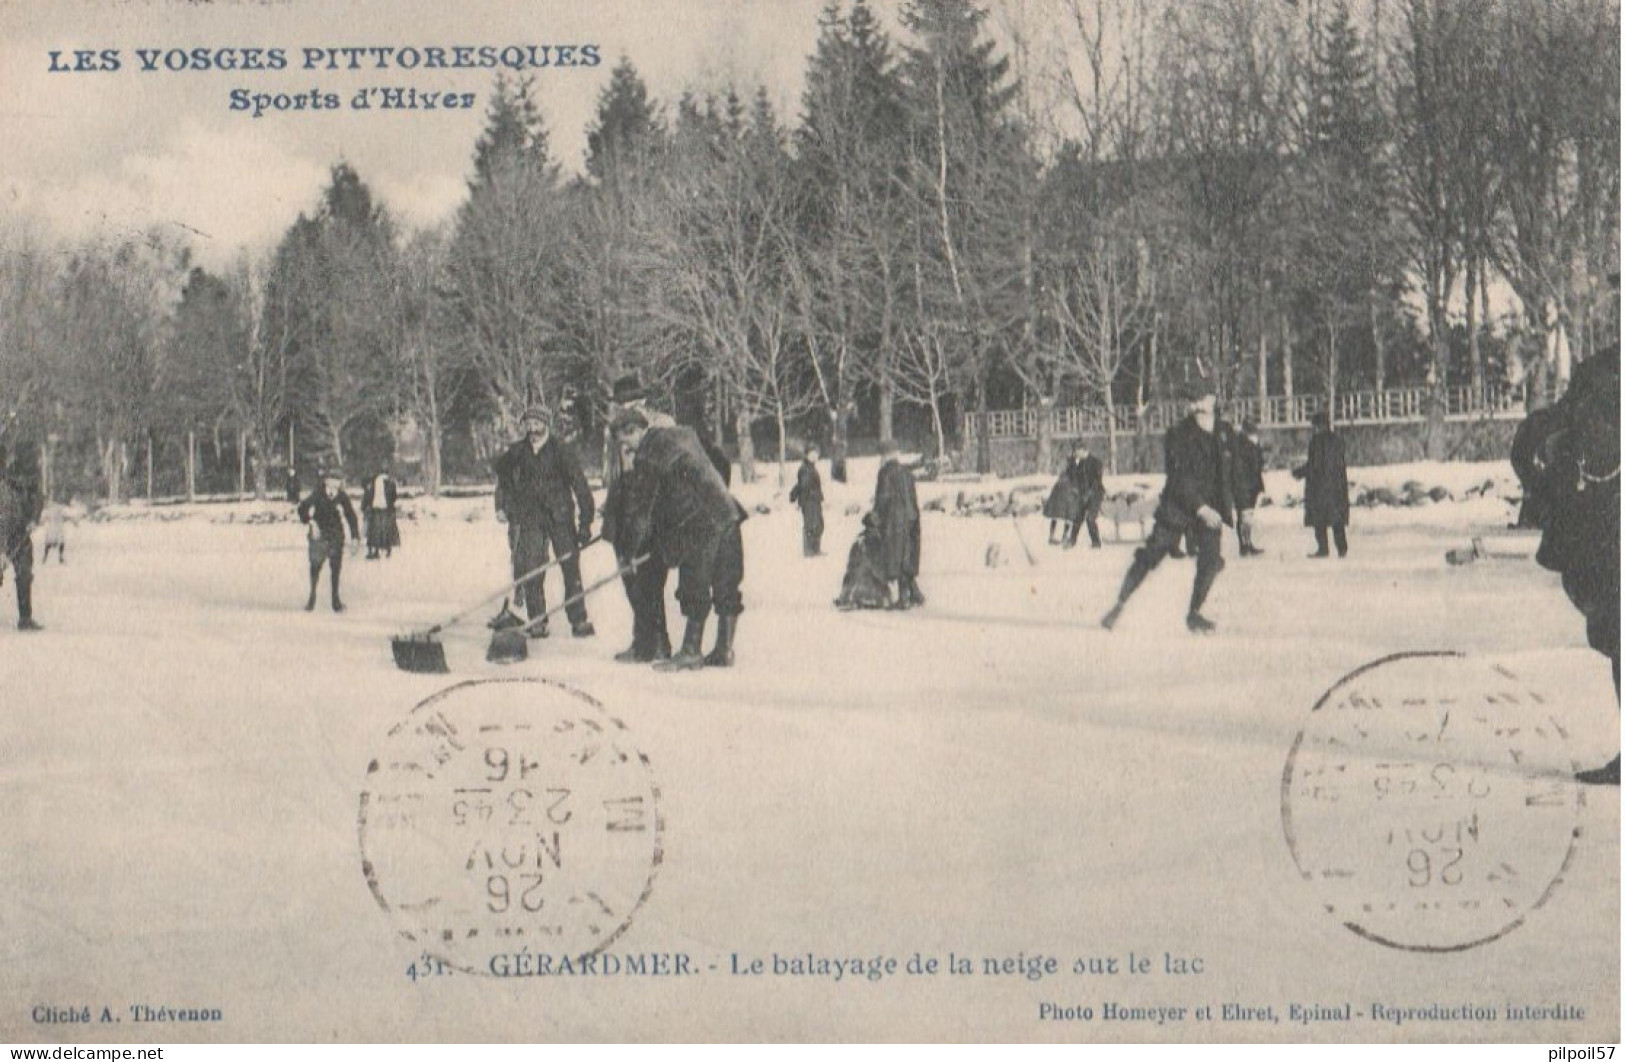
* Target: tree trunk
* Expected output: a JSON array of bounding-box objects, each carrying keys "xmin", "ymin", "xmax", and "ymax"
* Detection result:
[
  {"xmin": 733, "ymin": 408, "xmax": 756, "ymax": 485},
  {"xmin": 1466, "ymin": 253, "xmax": 1483, "ymax": 395},
  {"xmin": 1370, "ymin": 297, "xmax": 1387, "ymax": 394},
  {"xmin": 878, "ymin": 366, "xmax": 895, "ymax": 448},
  {"xmin": 1104, "ymin": 387, "xmax": 1119, "ymax": 475},
  {"xmin": 928, "ymin": 380, "xmax": 947, "ymax": 461},
  {"xmin": 775, "ymin": 404, "xmax": 788, "ymax": 488},
  {"xmin": 1282, "ymin": 315, "xmax": 1295, "ymax": 401},
  {"xmin": 237, "ymin": 429, "xmax": 247, "ymax": 499},
  {"xmin": 974, "ymin": 364, "xmax": 991, "ymax": 475},
  {"xmin": 186, "ymin": 429, "xmax": 197, "ymax": 502},
  {"xmin": 831, "ymin": 374, "xmax": 850, "ymax": 485},
  {"xmin": 1256, "ymin": 327, "xmax": 1268, "ymax": 410},
  {"xmin": 1424, "ymin": 289, "xmax": 1450, "ymax": 459},
  {"xmin": 1034, "ymin": 393, "xmax": 1054, "ymax": 476},
  {"xmin": 144, "ymin": 434, "xmax": 153, "ymax": 501}
]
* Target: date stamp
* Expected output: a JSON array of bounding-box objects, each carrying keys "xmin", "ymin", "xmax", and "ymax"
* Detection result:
[
  {"xmin": 358, "ymin": 677, "xmax": 663, "ymax": 974},
  {"xmin": 1282, "ymin": 651, "xmax": 1585, "ymax": 952}
]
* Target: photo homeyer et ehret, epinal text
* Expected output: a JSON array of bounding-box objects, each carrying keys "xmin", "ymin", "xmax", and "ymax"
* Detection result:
[{"xmin": 0, "ymin": 0, "xmax": 1617, "ymax": 1045}]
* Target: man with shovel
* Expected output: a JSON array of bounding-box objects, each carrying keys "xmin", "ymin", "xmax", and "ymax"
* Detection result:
[
  {"xmin": 494, "ymin": 406, "xmax": 597, "ymax": 640},
  {"xmin": 610, "ymin": 406, "xmax": 746, "ymax": 670}
]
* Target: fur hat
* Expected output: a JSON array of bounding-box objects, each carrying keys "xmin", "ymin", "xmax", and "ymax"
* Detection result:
[{"xmin": 521, "ymin": 406, "xmax": 552, "ymax": 429}]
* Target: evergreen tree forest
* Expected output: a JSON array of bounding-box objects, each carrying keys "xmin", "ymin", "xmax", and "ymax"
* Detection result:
[{"xmin": 0, "ymin": 0, "xmax": 1617, "ymax": 499}]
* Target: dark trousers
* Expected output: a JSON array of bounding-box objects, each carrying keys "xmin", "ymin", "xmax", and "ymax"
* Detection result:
[
  {"xmin": 1116, "ymin": 519, "xmax": 1224, "ymax": 616},
  {"xmin": 511, "ymin": 522, "xmax": 588, "ymax": 627},
  {"xmin": 8, "ymin": 533, "xmax": 34, "ymax": 622},
  {"xmin": 621, "ymin": 552, "xmax": 671, "ymax": 655},
  {"xmin": 801, "ymin": 505, "xmax": 824, "ymax": 556},
  {"xmin": 1065, "ymin": 500, "xmax": 1102, "ymax": 548},
  {"xmin": 676, "ymin": 522, "xmax": 745, "ymax": 620},
  {"xmin": 307, "ymin": 537, "xmax": 343, "ymax": 604},
  {"xmin": 1313, "ymin": 524, "xmax": 1348, "ymax": 557}
]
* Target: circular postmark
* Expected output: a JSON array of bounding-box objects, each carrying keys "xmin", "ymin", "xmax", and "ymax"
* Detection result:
[
  {"xmin": 1282, "ymin": 652, "xmax": 1585, "ymax": 952},
  {"xmin": 358, "ymin": 677, "xmax": 663, "ymax": 975}
]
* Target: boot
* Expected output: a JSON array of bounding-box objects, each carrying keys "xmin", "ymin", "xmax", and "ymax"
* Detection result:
[
  {"xmin": 655, "ymin": 615, "xmax": 708, "ymax": 672},
  {"xmin": 904, "ymin": 577, "xmax": 926, "ymax": 607},
  {"xmin": 1575, "ymin": 754, "xmax": 1621, "ymax": 786},
  {"xmin": 1186, "ymin": 612, "xmax": 1217, "ymax": 634},
  {"xmin": 704, "ymin": 614, "xmax": 737, "ymax": 667},
  {"xmin": 572, "ymin": 620, "xmax": 597, "ymax": 638},
  {"xmin": 305, "ymin": 576, "xmax": 318, "ymax": 612},
  {"xmin": 1101, "ymin": 602, "xmax": 1125, "ymax": 631},
  {"xmin": 17, "ymin": 577, "xmax": 40, "ymax": 631}
]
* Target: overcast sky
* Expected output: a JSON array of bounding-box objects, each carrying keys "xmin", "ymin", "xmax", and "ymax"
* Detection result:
[{"xmin": 0, "ymin": 0, "xmax": 843, "ymax": 267}]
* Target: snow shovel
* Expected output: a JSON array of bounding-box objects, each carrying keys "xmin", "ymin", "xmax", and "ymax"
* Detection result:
[
  {"xmin": 391, "ymin": 535, "xmax": 602, "ymax": 674},
  {"xmin": 487, "ymin": 554, "xmax": 652, "ymax": 667}
]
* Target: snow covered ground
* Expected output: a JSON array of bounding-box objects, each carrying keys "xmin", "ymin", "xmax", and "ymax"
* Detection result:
[{"xmin": 1, "ymin": 458, "xmax": 1616, "ymax": 1043}]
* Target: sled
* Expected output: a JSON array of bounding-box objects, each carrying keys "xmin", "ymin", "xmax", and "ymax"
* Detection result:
[
  {"xmin": 390, "ymin": 535, "xmax": 601, "ymax": 674},
  {"xmin": 1444, "ymin": 526, "xmax": 1541, "ymax": 566},
  {"xmin": 485, "ymin": 554, "xmax": 652, "ymax": 667}
]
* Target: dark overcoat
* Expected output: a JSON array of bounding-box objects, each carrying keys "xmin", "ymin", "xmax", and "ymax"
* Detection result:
[
  {"xmin": 494, "ymin": 436, "xmax": 594, "ymax": 536},
  {"xmin": 1072, "ymin": 454, "xmax": 1105, "ymax": 508},
  {"xmin": 298, "ymin": 488, "xmax": 360, "ymax": 544},
  {"xmin": 1043, "ymin": 458, "xmax": 1085, "ymax": 522},
  {"xmin": 1232, "ymin": 435, "xmax": 1266, "ymax": 510},
  {"xmin": 1294, "ymin": 429, "xmax": 1349, "ymax": 527},
  {"xmin": 790, "ymin": 459, "xmax": 823, "ymax": 515},
  {"xmin": 620, "ymin": 426, "xmax": 745, "ymax": 569},
  {"xmin": 874, "ymin": 458, "xmax": 921, "ymax": 580},
  {"xmin": 1155, "ymin": 416, "xmax": 1234, "ymax": 530}
]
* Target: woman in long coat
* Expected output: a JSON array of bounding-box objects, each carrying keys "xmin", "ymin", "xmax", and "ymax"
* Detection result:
[
  {"xmin": 874, "ymin": 441, "xmax": 923, "ymax": 608},
  {"xmin": 362, "ymin": 469, "xmax": 401, "ymax": 559},
  {"xmin": 1043, "ymin": 455, "xmax": 1084, "ymax": 546},
  {"xmin": 1293, "ymin": 411, "xmax": 1349, "ymax": 558}
]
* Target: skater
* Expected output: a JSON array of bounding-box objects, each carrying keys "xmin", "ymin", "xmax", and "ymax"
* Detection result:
[
  {"xmin": 494, "ymin": 406, "xmax": 597, "ymax": 639},
  {"xmin": 1068, "ymin": 444, "xmax": 1105, "ymax": 549},
  {"xmin": 297, "ymin": 467, "xmax": 360, "ymax": 613},
  {"xmin": 1233, "ymin": 419, "xmax": 1266, "ymax": 556},
  {"xmin": 874, "ymin": 439, "xmax": 924, "ymax": 609},
  {"xmin": 604, "ymin": 374, "xmax": 676, "ymax": 662},
  {"xmin": 611, "ymin": 406, "xmax": 747, "ymax": 670},
  {"xmin": 790, "ymin": 445, "xmax": 825, "ymax": 556},
  {"xmin": 40, "ymin": 500, "xmax": 71, "ymax": 563},
  {"xmin": 1515, "ymin": 342, "xmax": 1619, "ymax": 784},
  {"xmin": 361, "ymin": 466, "xmax": 400, "ymax": 559},
  {"xmin": 1294, "ymin": 411, "xmax": 1349, "ymax": 558},
  {"xmin": 692, "ymin": 418, "xmax": 732, "ymax": 487},
  {"xmin": 1043, "ymin": 453, "xmax": 1084, "ymax": 547},
  {"xmin": 0, "ymin": 442, "xmax": 44, "ymax": 631},
  {"xmin": 1101, "ymin": 386, "xmax": 1233, "ymax": 634},
  {"xmin": 834, "ymin": 512, "xmax": 891, "ymax": 610},
  {"xmin": 284, "ymin": 466, "xmax": 300, "ymax": 504}
]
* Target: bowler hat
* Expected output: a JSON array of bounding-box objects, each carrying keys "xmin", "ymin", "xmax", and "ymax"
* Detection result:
[{"xmin": 611, "ymin": 374, "xmax": 646, "ymax": 404}]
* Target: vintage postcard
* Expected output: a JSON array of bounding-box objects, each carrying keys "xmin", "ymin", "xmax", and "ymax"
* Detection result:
[{"xmin": 0, "ymin": 0, "xmax": 1618, "ymax": 1046}]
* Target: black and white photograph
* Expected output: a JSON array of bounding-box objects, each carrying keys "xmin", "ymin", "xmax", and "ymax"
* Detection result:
[{"xmin": 0, "ymin": 0, "xmax": 1618, "ymax": 1046}]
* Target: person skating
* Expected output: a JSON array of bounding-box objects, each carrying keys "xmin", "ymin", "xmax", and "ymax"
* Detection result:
[
  {"xmin": 604, "ymin": 374, "xmax": 677, "ymax": 662},
  {"xmin": 790, "ymin": 445, "xmax": 825, "ymax": 557},
  {"xmin": 1514, "ymin": 342, "xmax": 1620, "ymax": 785},
  {"xmin": 611, "ymin": 406, "xmax": 747, "ymax": 670},
  {"xmin": 874, "ymin": 439, "xmax": 924, "ymax": 608},
  {"xmin": 1068, "ymin": 444, "xmax": 1105, "ymax": 549},
  {"xmin": 297, "ymin": 467, "xmax": 360, "ymax": 613},
  {"xmin": 494, "ymin": 406, "xmax": 597, "ymax": 639},
  {"xmin": 1294, "ymin": 411, "xmax": 1349, "ymax": 558},
  {"xmin": 284, "ymin": 466, "xmax": 300, "ymax": 504},
  {"xmin": 1101, "ymin": 386, "xmax": 1233, "ymax": 634},
  {"xmin": 0, "ymin": 442, "xmax": 44, "ymax": 631},
  {"xmin": 362, "ymin": 466, "xmax": 400, "ymax": 559},
  {"xmin": 1233, "ymin": 419, "xmax": 1266, "ymax": 556}
]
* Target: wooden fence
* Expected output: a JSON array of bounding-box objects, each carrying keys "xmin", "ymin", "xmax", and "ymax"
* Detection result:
[{"xmin": 966, "ymin": 384, "xmax": 1531, "ymax": 442}]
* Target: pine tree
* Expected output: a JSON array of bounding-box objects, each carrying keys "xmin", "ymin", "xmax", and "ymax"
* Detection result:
[{"xmin": 585, "ymin": 56, "xmax": 663, "ymax": 182}]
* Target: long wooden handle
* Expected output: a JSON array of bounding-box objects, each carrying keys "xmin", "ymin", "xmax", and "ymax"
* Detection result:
[{"xmin": 423, "ymin": 535, "xmax": 602, "ymax": 636}]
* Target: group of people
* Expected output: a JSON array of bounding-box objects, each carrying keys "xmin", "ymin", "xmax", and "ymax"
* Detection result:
[{"xmin": 1100, "ymin": 387, "xmax": 1350, "ymax": 635}]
